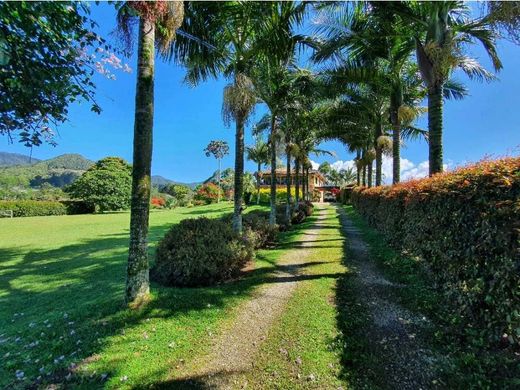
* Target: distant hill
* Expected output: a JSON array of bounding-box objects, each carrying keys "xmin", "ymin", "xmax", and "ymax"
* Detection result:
[
  {"xmin": 0, "ymin": 153, "xmax": 94, "ymax": 189},
  {"xmin": 152, "ymin": 175, "xmax": 199, "ymax": 189},
  {"xmin": 0, "ymin": 151, "xmax": 41, "ymax": 167}
]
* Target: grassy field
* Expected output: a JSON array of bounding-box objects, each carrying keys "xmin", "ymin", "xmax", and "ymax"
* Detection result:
[{"xmin": 0, "ymin": 203, "xmax": 310, "ymax": 389}]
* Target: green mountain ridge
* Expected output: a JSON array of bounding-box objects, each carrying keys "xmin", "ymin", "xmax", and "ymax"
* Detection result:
[
  {"xmin": 0, "ymin": 153, "xmax": 94, "ymax": 189},
  {"xmin": 0, "ymin": 152, "xmax": 200, "ymax": 191},
  {"xmin": 0, "ymin": 151, "xmax": 41, "ymax": 167}
]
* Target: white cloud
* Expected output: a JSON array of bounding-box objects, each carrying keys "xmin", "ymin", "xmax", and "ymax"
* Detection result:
[{"xmin": 312, "ymin": 156, "xmax": 450, "ymax": 184}]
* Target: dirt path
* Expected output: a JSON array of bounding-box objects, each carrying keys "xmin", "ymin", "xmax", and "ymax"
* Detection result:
[
  {"xmin": 338, "ymin": 207, "xmax": 439, "ymax": 389},
  {"xmin": 174, "ymin": 206, "xmax": 330, "ymax": 389}
]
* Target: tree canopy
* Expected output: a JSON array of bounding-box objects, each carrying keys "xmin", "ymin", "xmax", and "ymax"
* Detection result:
[{"xmin": 66, "ymin": 157, "xmax": 132, "ymax": 212}]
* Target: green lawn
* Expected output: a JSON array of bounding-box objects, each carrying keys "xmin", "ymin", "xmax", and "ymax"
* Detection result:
[{"xmin": 0, "ymin": 203, "xmax": 307, "ymax": 389}]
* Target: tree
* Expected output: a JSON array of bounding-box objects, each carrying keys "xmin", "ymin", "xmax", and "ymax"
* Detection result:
[
  {"xmin": 117, "ymin": 1, "xmax": 184, "ymax": 305},
  {"xmin": 204, "ymin": 140, "xmax": 229, "ymax": 203},
  {"xmin": 66, "ymin": 157, "xmax": 132, "ymax": 211},
  {"xmin": 246, "ymin": 138, "xmax": 269, "ymax": 204},
  {"xmin": 161, "ymin": 183, "xmax": 192, "ymax": 207},
  {"xmin": 0, "ymin": 1, "xmax": 126, "ymax": 146},
  {"xmin": 391, "ymin": 1, "xmax": 502, "ymax": 174},
  {"xmin": 169, "ymin": 2, "xmax": 283, "ymax": 234},
  {"xmin": 318, "ymin": 161, "xmax": 332, "ymax": 182}
]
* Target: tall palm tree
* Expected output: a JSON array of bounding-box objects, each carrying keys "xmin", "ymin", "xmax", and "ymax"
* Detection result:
[
  {"xmin": 117, "ymin": 1, "xmax": 184, "ymax": 305},
  {"xmin": 168, "ymin": 2, "xmax": 282, "ymax": 233},
  {"xmin": 246, "ymin": 137, "xmax": 269, "ymax": 204},
  {"xmin": 389, "ymin": 1, "xmax": 502, "ymax": 174}
]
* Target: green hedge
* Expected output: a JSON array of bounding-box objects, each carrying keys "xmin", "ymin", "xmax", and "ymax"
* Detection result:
[
  {"xmin": 351, "ymin": 157, "xmax": 520, "ymax": 348},
  {"xmin": 0, "ymin": 200, "xmax": 67, "ymax": 217},
  {"xmin": 0, "ymin": 200, "xmax": 94, "ymax": 217}
]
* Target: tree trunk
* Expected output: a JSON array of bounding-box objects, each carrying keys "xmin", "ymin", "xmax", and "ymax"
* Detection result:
[
  {"xmin": 217, "ymin": 158, "xmax": 221, "ymax": 203},
  {"xmin": 306, "ymin": 167, "xmax": 310, "ymax": 201},
  {"xmin": 126, "ymin": 18, "xmax": 155, "ymax": 305},
  {"xmin": 428, "ymin": 84, "xmax": 444, "ymax": 175},
  {"xmin": 367, "ymin": 160, "xmax": 373, "ymax": 188},
  {"xmin": 285, "ymin": 150, "xmax": 291, "ymax": 224},
  {"xmin": 356, "ymin": 150, "xmax": 361, "ymax": 186},
  {"xmin": 295, "ymin": 158, "xmax": 300, "ymax": 204},
  {"xmin": 375, "ymin": 118, "xmax": 383, "ymax": 186},
  {"xmin": 362, "ymin": 165, "xmax": 366, "ymax": 186},
  {"xmin": 232, "ymin": 115, "xmax": 245, "ymax": 233},
  {"xmin": 390, "ymin": 90, "xmax": 402, "ymax": 184},
  {"xmin": 256, "ymin": 162, "xmax": 261, "ymax": 205},
  {"xmin": 269, "ymin": 116, "xmax": 277, "ymax": 226}
]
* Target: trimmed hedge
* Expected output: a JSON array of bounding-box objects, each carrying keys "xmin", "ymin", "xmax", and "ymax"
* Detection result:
[
  {"xmin": 0, "ymin": 200, "xmax": 94, "ymax": 217},
  {"xmin": 351, "ymin": 157, "xmax": 520, "ymax": 347},
  {"xmin": 0, "ymin": 200, "xmax": 67, "ymax": 217}
]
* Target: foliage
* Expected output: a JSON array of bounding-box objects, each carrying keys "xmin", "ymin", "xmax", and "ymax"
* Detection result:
[
  {"xmin": 152, "ymin": 217, "xmax": 255, "ymax": 287},
  {"xmin": 204, "ymin": 139, "xmax": 230, "ymax": 160},
  {"xmin": 351, "ymin": 157, "xmax": 520, "ymax": 349},
  {"xmin": 0, "ymin": 1, "xmax": 126, "ymax": 146},
  {"xmin": 60, "ymin": 200, "xmax": 95, "ymax": 215},
  {"xmin": 66, "ymin": 157, "xmax": 132, "ymax": 212},
  {"xmin": 160, "ymin": 183, "xmax": 192, "ymax": 206},
  {"xmin": 150, "ymin": 196, "xmax": 166, "ymax": 209},
  {"xmin": 193, "ymin": 182, "xmax": 224, "ymax": 205},
  {"xmin": 257, "ymin": 187, "xmax": 295, "ymax": 204},
  {"xmin": 0, "ymin": 200, "xmax": 66, "ymax": 217}
]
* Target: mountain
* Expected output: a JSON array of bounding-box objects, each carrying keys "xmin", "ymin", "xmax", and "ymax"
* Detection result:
[
  {"xmin": 0, "ymin": 153, "xmax": 94, "ymax": 189},
  {"xmin": 152, "ymin": 175, "xmax": 200, "ymax": 189},
  {"xmin": 0, "ymin": 151, "xmax": 41, "ymax": 167}
]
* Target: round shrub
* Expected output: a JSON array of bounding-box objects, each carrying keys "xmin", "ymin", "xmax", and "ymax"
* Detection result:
[
  {"xmin": 243, "ymin": 212, "xmax": 278, "ymax": 248},
  {"xmin": 152, "ymin": 217, "xmax": 254, "ymax": 287}
]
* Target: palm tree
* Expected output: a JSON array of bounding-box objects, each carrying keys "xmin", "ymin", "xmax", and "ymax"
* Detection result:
[
  {"xmin": 389, "ymin": 1, "xmax": 502, "ymax": 174},
  {"xmin": 246, "ymin": 137, "xmax": 269, "ymax": 204},
  {"xmin": 204, "ymin": 140, "xmax": 230, "ymax": 203},
  {"xmin": 117, "ymin": 1, "xmax": 183, "ymax": 305}
]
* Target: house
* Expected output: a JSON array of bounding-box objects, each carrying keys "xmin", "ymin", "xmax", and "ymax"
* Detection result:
[{"xmin": 257, "ymin": 169, "xmax": 334, "ymax": 202}]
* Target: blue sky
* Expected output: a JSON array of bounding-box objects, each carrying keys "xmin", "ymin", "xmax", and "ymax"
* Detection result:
[{"xmin": 3, "ymin": 3, "xmax": 519, "ymax": 183}]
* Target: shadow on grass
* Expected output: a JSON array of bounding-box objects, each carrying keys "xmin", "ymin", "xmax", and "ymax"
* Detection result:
[{"xmin": 0, "ymin": 209, "xmax": 336, "ymax": 389}]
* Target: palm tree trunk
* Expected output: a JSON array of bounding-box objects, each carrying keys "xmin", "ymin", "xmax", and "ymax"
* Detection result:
[
  {"xmin": 305, "ymin": 167, "xmax": 311, "ymax": 200},
  {"xmin": 232, "ymin": 115, "xmax": 245, "ymax": 233},
  {"xmin": 285, "ymin": 150, "xmax": 291, "ymax": 224},
  {"xmin": 269, "ymin": 115, "xmax": 277, "ymax": 226},
  {"xmin": 390, "ymin": 92, "xmax": 401, "ymax": 184},
  {"xmin": 428, "ymin": 84, "xmax": 444, "ymax": 175},
  {"xmin": 126, "ymin": 18, "xmax": 154, "ymax": 305},
  {"xmin": 256, "ymin": 162, "xmax": 261, "ymax": 205},
  {"xmin": 375, "ymin": 119, "xmax": 383, "ymax": 186},
  {"xmin": 295, "ymin": 158, "xmax": 300, "ymax": 204},
  {"xmin": 217, "ymin": 158, "xmax": 221, "ymax": 203},
  {"xmin": 367, "ymin": 160, "xmax": 373, "ymax": 188},
  {"xmin": 356, "ymin": 150, "xmax": 361, "ymax": 186}
]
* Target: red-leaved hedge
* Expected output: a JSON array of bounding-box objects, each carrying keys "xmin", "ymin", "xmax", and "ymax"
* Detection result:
[{"xmin": 351, "ymin": 157, "xmax": 520, "ymax": 347}]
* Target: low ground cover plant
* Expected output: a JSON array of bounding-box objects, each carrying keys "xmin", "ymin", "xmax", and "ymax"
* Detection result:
[{"xmin": 351, "ymin": 157, "xmax": 520, "ymax": 350}]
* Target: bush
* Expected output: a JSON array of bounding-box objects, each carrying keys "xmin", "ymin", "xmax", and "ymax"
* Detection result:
[
  {"xmin": 243, "ymin": 212, "xmax": 278, "ymax": 248},
  {"xmin": 194, "ymin": 183, "xmax": 223, "ymax": 204},
  {"xmin": 152, "ymin": 217, "xmax": 254, "ymax": 287},
  {"xmin": 60, "ymin": 200, "xmax": 95, "ymax": 215},
  {"xmin": 351, "ymin": 157, "xmax": 520, "ymax": 348},
  {"xmin": 299, "ymin": 200, "xmax": 314, "ymax": 217},
  {"xmin": 257, "ymin": 187, "xmax": 297, "ymax": 204},
  {"xmin": 0, "ymin": 200, "xmax": 67, "ymax": 217}
]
